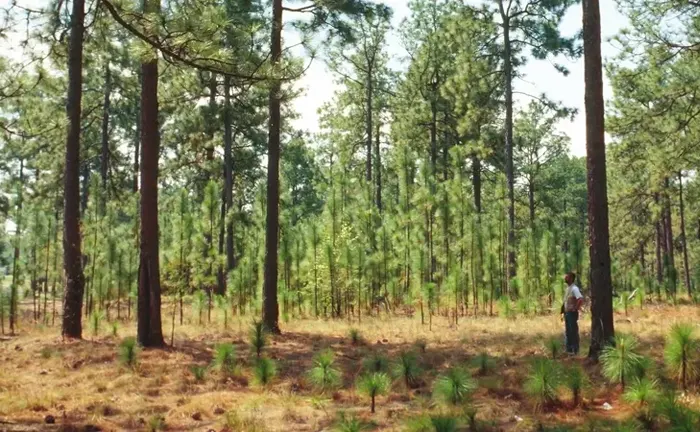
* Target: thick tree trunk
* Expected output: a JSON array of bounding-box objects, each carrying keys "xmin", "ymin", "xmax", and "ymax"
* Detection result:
[
  {"xmin": 262, "ymin": 0, "xmax": 282, "ymax": 334},
  {"xmin": 500, "ymin": 12, "xmax": 517, "ymax": 283},
  {"xmin": 133, "ymin": 71, "xmax": 141, "ymax": 193},
  {"xmin": 61, "ymin": 0, "xmax": 86, "ymax": 339},
  {"xmin": 582, "ymin": 0, "xmax": 614, "ymax": 359},
  {"xmin": 678, "ymin": 171, "xmax": 691, "ymax": 296},
  {"xmin": 223, "ymin": 76, "xmax": 236, "ymax": 272},
  {"xmin": 137, "ymin": 0, "xmax": 164, "ymax": 347}
]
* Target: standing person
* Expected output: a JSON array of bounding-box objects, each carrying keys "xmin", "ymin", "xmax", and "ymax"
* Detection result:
[{"xmin": 562, "ymin": 272, "xmax": 584, "ymax": 355}]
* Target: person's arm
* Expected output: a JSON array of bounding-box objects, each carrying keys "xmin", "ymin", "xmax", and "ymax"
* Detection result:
[{"xmin": 574, "ymin": 287, "xmax": 584, "ymax": 311}]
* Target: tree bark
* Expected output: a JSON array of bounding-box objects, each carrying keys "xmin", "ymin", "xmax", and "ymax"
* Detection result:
[
  {"xmin": 663, "ymin": 177, "xmax": 675, "ymax": 273},
  {"xmin": 61, "ymin": 0, "xmax": 86, "ymax": 339},
  {"xmin": 137, "ymin": 0, "xmax": 164, "ymax": 347},
  {"xmin": 133, "ymin": 70, "xmax": 141, "ymax": 193},
  {"xmin": 500, "ymin": 9, "xmax": 517, "ymax": 284},
  {"xmin": 678, "ymin": 171, "xmax": 691, "ymax": 296},
  {"xmin": 223, "ymin": 76, "xmax": 236, "ymax": 272},
  {"xmin": 10, "ymin": 159, "xmax": 24, "ymax": 334},
  {"xmin": 375, "ymin": 122, "xmax": 382, "ymax": 213},
  {"xmin": 100, "ymin": 64, "xmax": 112, "ymax": 194},
  {"xmin": 366, "ymin": 65, "xmax": 373, "ymax": 183},
  {"xmin": 582, "ymin": 0, "xmax": 614, "ymax": 359},
  {"xmin": 262, "ymin": 0, "xmax": 282, "ymax": 334},
  {"xmin": 472, "ymin": 154, "xmax": 481, "ymax": 215}
]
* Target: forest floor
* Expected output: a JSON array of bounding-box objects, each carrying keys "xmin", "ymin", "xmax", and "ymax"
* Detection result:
[{"xmin": 1, "ymin": 302, "xmax": 700, "ymax": 432}]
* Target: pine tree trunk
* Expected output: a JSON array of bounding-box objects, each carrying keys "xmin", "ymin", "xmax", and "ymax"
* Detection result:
[
  {"xmin": 51, "ymin": 209, "xmax": 59, "ymax": 326},
  {"xmin": 366, "ymin": 66, "xmax": 373, "ymax": 184},
  {"xmin": 582, "ymin": 0, "xmax": 614, "ymax": 359},
  {"xmin": 375, "ymin": 122, "xmax": 382, "ymax": 213},
  {"xmin": 61, "ymin": 0, "xmax": 86, "ymax": 338},
  {"xmin": 10, "ymin": 160, "xmax": 24, "ymax": 334},
  {"xmin": 43, "ymin": 215, "xmax": 52, "ymax": 323},
  {"xmin": 472, "ymin": 154, "xmax": 481, "ymax": 214},
  {"xmin": 137, "ymin": 0, "xmax": 164, "ymax": 347},
  {"xmin": 223, "ymin": 76, "xmax": 236, "ymax": 272},
  {"xmin": 678, "ymin": 171, "xmax": 691, "ymax": 296},
  {"xmin": 100, "ymin": 64, "xmax": 112, "ymax": 196},
  {"xmin": 499, "ymin": 8, "xmax": 517, "ymax": 284},
  {"xmin": 133, "ymin": 71, "xmax": 141, "ymax": 194},
  {"xmin": 262, "ymin": 0, "xmax": 282, "ymax": 334}
]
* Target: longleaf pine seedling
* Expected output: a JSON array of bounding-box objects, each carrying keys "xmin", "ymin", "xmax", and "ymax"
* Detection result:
[
  {"xmin": 250, "ymin": 320, "xmax": 268, "ymax": 358},
  {"xmin": 563, "ymin": 365, "xmax": 589, "ymax": 407},
  {"xmin": 363, "ymin": 352, "xmax": 389, "ymax": 373},
  {"xmin": 253, "ymin": 357, "xmax": 277, "ymax": 387},
  {"xmin": 213, "ymin": 343, "xmax": 237, "ymax": 377},
  {"xmin": 624, "ymin": 378, "xmax": 659, "ymax": 428},
  {"xmin": 335, "ymin": 411, "xmax": 367, "ymax": 432},
  {"xmin": 471, "ymin": 352, "xmax": 495, "ymax": 376},
  {"xmin": 118, "ymin": 337, "xmax": 139, "ymax": 369},
  {"xmin": 349, "ymin": 328, "xmax": 362, "ymax": 346},
  {"xmin": 430, "ymin": 415, "xmax": 458, "ymax": 432},
  {"xmin": 393, "ymin": 351, "xmax": 422, "ymax": 389},
  {"xmin": 357, "ymin": 372, "xmax": 390, "ymax": 414},
  {"xmin": 600, "ymin": 334, "xmax": 643, "ymax": 389},
  {"xmin": 89, "ymin": 310, "xmax": 104, "ymax": 337},
  {"xmin": 545, "ymin": 337, "xmax": 561, "ymax": 359},
  {"xmin": 433, "ymin": 367, "xmax": 477, "ymax": 406},
  {"xmin": 524, "ymin": 358, "xmax": 561, "ymax": 411},
  {"xmin": 308, "ymin": 349, "xmax": 341, "ymax": 392},
  {"xmin": 190, "ymin": 365, "xmax": 207, "ymax": 383},
  {"xmin": 664, "ymin": 323, "xmax": 698, "ymax": 392}
]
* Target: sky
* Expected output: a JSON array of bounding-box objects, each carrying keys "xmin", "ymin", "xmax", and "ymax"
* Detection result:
[{"xmin": 289, "ymin": 0, "xmax": 630, "ymax": 157}]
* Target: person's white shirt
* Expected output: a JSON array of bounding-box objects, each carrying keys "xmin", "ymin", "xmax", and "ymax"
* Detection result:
[{"xmin": 564, "ymin": 284, "xmax": 583, "ymax": 312}]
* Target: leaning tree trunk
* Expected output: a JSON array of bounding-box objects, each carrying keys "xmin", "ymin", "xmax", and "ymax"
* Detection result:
[
  {"xmin": 137, "ymin": 0, "xmax": 164, "ymax": 347},
  {"xmin": 583, "ymin": 0, "xmax": 614, "ymax": 359},
  {"xmin": 61, "ymin": 0, "xmax": 86, "ymax": 339},
  {"xmin": 262, "ymin": 0, "xmax": 282, "ymax": 334}
]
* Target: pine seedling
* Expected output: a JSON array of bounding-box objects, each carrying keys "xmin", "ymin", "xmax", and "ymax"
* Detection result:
[
  {"xmin": 89, "ymin": 310, "xmax": 104, "ymax": 337},
  {"xmin": 308, "ymin": 349, "xmax": 341, "ymax": 392},
  {"xmin": 524, "ymin": 358, "xmax": 561, "ymax": 411},
  {"xmin": 430, "ymin": 415, "xmax": 458, "ymax": 432},
  {"xmin": 253, "ymin": 357, "xmax": 277, "ymax": 387},
  {"xmin": 250, "ymin": 320, "xmax": 268, "ymax": 358},
  {"xmin": 471, "ymin": 352, "xmax": 495, "ymax": 376},
  {"xmin": 213, "ymin": 343, "xmax": 237, "ymax": 377},
  {"xmin": 393, "ymin": 351, "xmax": 422, "ymax": 389},
  {"xmin": 624, "ymin": 378, "xmax": 660, "ymax": 428},
  {"xmin": 664, "ymin": 323, "xmax": 698, "ymax": 392},
  {"xmin": 357, "ymin": 372, "xmax": 390, "ymax": 413},
  {"xmin": 349, "ymin": 328, "xmax": 362, "ymax": 345},
  {"xmin": 190, "ymin": 365, "xmax": 207, "ymax": 383},
  {"xmin": 600, "ymin": 334, "xmax": 643, "ymax": 389},
  {"xmin": 118, "ymin": 337, "xmax": 139, "ymax": 369},
  {"xmin": 433, "ymin": 367, "xmax": 477, "ymax": 406},
  {"xmin": 563, "ymin": 365, "xmax": 589, "ymax": 407},
  {"xmin": 363, "ymin": 352, "xmax": 389, "ymax": 373},
  {"xmin": 545, "ymin": 337, "xmax": 561, "ymax": 359},
  {"xmin": 335, "ymin": 412, "xmax": 367, "ymax": 432}
]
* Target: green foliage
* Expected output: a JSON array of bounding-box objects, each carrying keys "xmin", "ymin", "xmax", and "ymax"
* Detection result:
[
  {"xmin": 545, "ymin": 337, "xmax": 561, "ymax": 359},
  {"xmin": 664, "ymin": 323, "xmax": 699, "ymax": 390},
  {"xmin": 498, "ymin": 297, "xmax": 514, "ymax": 319},
  {"xmin": 334, "ymin": 412, "xmax": 368, "ymax": 432},
  {"xmin": 624, "ymin": 378, "xmax": 660, "ymax": 408},
  {"xmin": 523, "ymin": 358, "xmax": 561, "ymax": 410},
  {"xmin": 654, "ymin": 393, "xmax": 700, "ymax": 432},
  {"xmin": 600, "ymin": 334, "xmax": 643, "ymax": 388},
  {"xmin": 250, "ymin": 320, "xmax": 268, "ymax": 358},
  {"xmin": 363, "ymin": 352, "xmax": 389, "ymax": 374},
  {"xmin": 430, "ymin": 415, "xmax": 458, "ymax": 432},
  {"xmin": 147, "ymin": 415, "xmax": 165, "ymax": 431},
  {"xmin": 393, "ymin": 351, "xmax": 422, "ymax": 389},
  {"xmin": 357, "ymin": 372, "xmax": 391, "ymax": 413},
  {"xmin": 89, "ymin": 310, "xmax": 104, "ymax": 336},
  {"xmin": 471, "ymin": 352, "xmax": 495, "ymax": 376},
  {"xmin": 563, "ymin": 365, "xmax": 589, "ymax": 406},
  {"xmin": 433, "ymin": 367, "xmax": 477, "ymax": 406},
  {"xmin": 349, "ymin": 328, "xmax": 362, "ymax": 345},
  {"xmin": 190, "ymin": 365, "xmax": 207, "ymax": 383},
  {"xmin": 118, "ymin": 337, "xmax": 139, "ymax": 369},
  {"xmin": 213, "ymin": 343, "xmax": 237, "ymax": 377},
  {"xmin": 308, "ymin": 349, "xmax": 342, "ymax": 392},
  {"xmin": 253, "ymin": 357, "xmax": 277, "ymax": 387},
  {"xmin": 110, "ymin": 322, "xmax": 119, "ymax": 337}
]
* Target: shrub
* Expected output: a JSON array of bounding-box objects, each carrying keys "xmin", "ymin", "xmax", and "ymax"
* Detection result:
[
  {"xmin": 563, "ymin": 364, "xmax": 589, "ymax": 407},
  {"xmin": 349, "ymin": 328, "xmax": 362, "ymax": 345},
  {"xmin": 433, "ymin": 367, "xmax": 477, "ymax": 406},
  {"xmin": 545, "ymin": 337, "xmax": 561, "ymax": 360},
  {"xmin": 600, "ymin": 334, "xmax": 643, "ymax": 389},
  {"xmin": 664, "ymin": 323, "xmax": 699, "ymax": 391},
  {"xmin": 250, "ymin": 320, "xmax": 268, "ymax": 358},
  {"xmin": 213, "ymin": 343, "xmax": 237, "ymax": 377},
  {"xmin": 118, "ymin": 337, "xmax": 139, "ymax": 368},
  {"xmin": 363, "ymin": 353, "xmax": 389, "ymax": 374},
  {"xmin": 523, "ymin": 358, "xmax": 561, "ymax": 411},
  {"xmin": 393, "ymin": 351, "xmax": 422, "ymax": 389},
  {"xmin": 308, "ymin": 349, "xmax": 341, "ymax": 392},
  {"xmin": 471, "ymin": 352, "xmax": 495, "ymax": 376},
  {"xmin": 190, "ymin": 365, "xmax": 207, "ymax": 383},
  {"xmin": 357, "ymin": 372, "xmax": 391, "ymax": 413},
  {"xmin": 253, "ymin": 357, "xmax": 277, "ymax": 387}
]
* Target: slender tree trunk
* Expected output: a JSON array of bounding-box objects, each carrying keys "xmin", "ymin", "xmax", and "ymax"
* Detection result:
[
  {"xmin": 656, "ymin": 217, "xmax": 663, "ymax": 284},
  {"xmin": 133, "ymin": 72, "xmax": 141, "ymax": 194},
  {"xmin": 366, "ymin": 66, "xmax": 373, "ymax": 184},
  {"xmin": 42, "ymin": 215, "xmax": 52, "ymax": 323},
  {"xmin": 61, "ymin": 0, "xmax": 86, "ymax": 338},
  {"xmin": 262, "ymin": 0, "xmax": 282, "ymax": 334},
  {"xmin": 223, "ymin": 76, "xmax": 236, "ymax": 272},
  {"xmin": 582, "ymin": 0, "xmax": 615, "ymax": 359},
  {"xmin": 472, "ymin": 154, "xmax": 481, "ymax": 215},
  {"xmin": 10, "ymin": 160, "xmax": 24, "ymax": 334},
  {"xmin": 528, "ymin": 181, "xmax": 535, "ymax": 226},
  {"xmin": 100, "ymin": 64, "xmax": 112, "ymax": 197},
  {"xmin": 500, "ymin": 10, "xmax": 517, "ymax": 284},
  {"xmin": 678, "ymin": 171, "xmax": 691, "ymax": 296},
  {"xmin": 51, "ymin": 209, "xmax": 59, "ymax": 326},
  {"xmin": 137, "ymin": 0, "xmax": 164, "ymax": 347},
  {"xmin": 375, "ymin": 122, "xmax": 382, "ymax": 213}
]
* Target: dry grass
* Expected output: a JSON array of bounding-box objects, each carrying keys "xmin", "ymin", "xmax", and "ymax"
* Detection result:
[{"xmin": 1, "ymin": 303, "xmax": 699, "ymax": 431}]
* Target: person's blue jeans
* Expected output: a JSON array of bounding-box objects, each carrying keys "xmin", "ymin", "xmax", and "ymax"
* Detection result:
[{"xmin": 564, "ymin": 311, "xmax": 579, "ymax": 354}]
